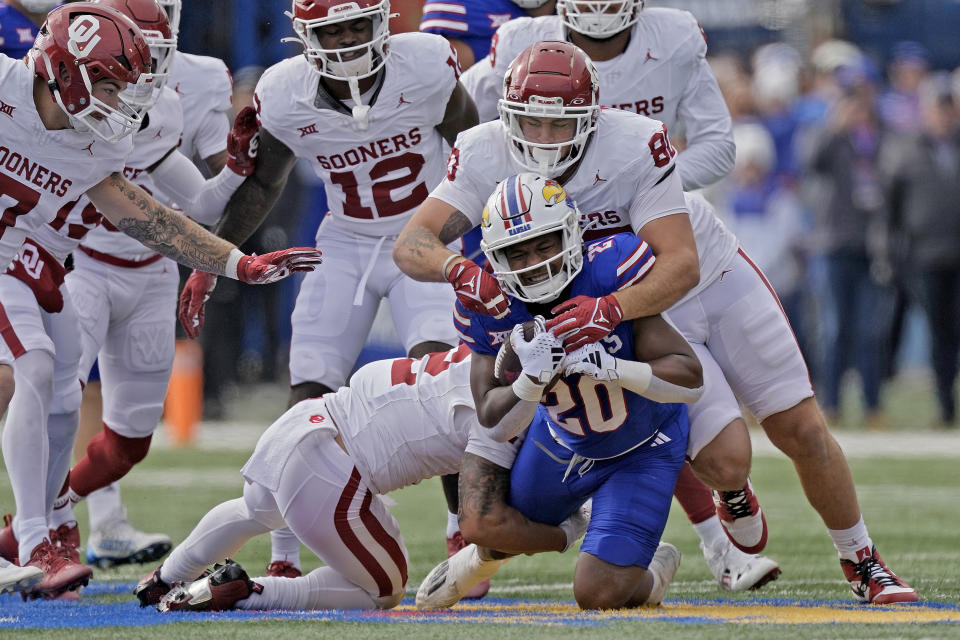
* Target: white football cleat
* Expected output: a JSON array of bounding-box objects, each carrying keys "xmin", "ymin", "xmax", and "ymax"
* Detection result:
[
  {"xmin": 86, "ymin": 517, "xmax": 172, "ymax": 568},
  {"xmin": 0, "ymin": 555, "xmax": 43, "ymax": 595},
  {"xmin": 645, "ymin": 541, "xmax": 682, "ymax": 606},
  {"xmin": 416, "ymin": 543, "xmax": 508, "ymax": 610},
  {"xmin": 701, "ymin": 539, "xmax": 781, "ymax": 591}
]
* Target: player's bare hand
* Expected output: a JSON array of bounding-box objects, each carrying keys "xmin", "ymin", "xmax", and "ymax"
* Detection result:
[
  {"xmin": 446, "ymin": 258, "xmax": 509, "ymax": 319},
  {"xmin": 546, "ymin": 294, "xmax": 623, "ymax": 352},
  {"xmin": 178, "ymin": 270, "xmax": 217, "ymax": 339},
  {"xmin": 235, "ymin": 247, "xmax": 322, "ymax": 285}
]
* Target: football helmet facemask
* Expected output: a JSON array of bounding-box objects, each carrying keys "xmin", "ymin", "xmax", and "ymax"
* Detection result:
[
  {"xmin": 19, "ymin": 1, "xmax": 61, "ymax": 12},
  {"xmin": 156, "ymin": 0, "xmax": 181, "ymax": 35},
  {"xmin": 558, "ymin": 0, "xmax": 644, "ymax": 40},
  {"xmin": 499, "ymin": 41, "xmax": 600, "ymax": 178},
  {"xmin": 30, "ymin": 3, "xmax": 151, "ymax": 143},
  {"xmin": 481, "ymin": 173, "xmax": 584, "ymax": 304},
  {"xmin": 510, "ymin": 0, "xmax": 552, "ymax": 8},
  {"xmin": 90, "ymin": 0, "xmax": 177, "ymax": 113}
]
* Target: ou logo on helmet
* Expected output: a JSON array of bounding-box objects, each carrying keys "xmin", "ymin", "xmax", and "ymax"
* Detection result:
[{"xmin": 67, "ymin": 15, "xmax": 102, "ymax": 58}]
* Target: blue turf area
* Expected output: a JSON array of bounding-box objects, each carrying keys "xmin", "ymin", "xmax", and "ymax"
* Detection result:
[{"xmin": 2, "ymin": 584, "xmax": 959, "ymax": 629}]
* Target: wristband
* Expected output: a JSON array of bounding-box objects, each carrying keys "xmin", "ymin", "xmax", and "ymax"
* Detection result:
[
  {"xmin": 441, "ymin": 253, "xmax": 462, "ymax": 281},
  {"xmin": 224, "ymin": 247, "xmax": 244, "ymax": 280},
  {"xmin": 511, "ymin": 374, "xmax": 545, "ymax": 402}
]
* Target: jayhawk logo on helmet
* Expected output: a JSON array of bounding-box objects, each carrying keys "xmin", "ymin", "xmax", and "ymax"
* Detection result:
[
  {"xmin": 481, "ymin": 205, "xmax": 491, "ymax": 228},
  {"xmin": 541, "ymin": 179, "xmax": 567, "ymax": 206}
]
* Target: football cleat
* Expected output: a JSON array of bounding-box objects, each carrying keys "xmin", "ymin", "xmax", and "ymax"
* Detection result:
[
  {"xmin": 52, "ymin": 522, "xmax": 81, "ymax": 564},
  {"xmin": 446, "ymin": 531, "xmax": 489, "ymax": 599},
  {"xmin": 713, "ymin": 479, "xmax": 768, "ymax": 554},
  {"xmin": 701, "ymin": 539, "xmax": 781, "ymax": 591},
  {"xmin": 134, "ymin": 565, "xmax": 172, "ymax": 607},
  {"xmin": 0, "ymin": 514, "xmax": 19, "ymax": 564},
  {"xmin": 24, "ymin": 539, "xmax": 92, "ymax": 597},
  {"xmin": 86, "ymin": 517, "xmax": 172, "ymax": 568},
  {"xmin": 157, "ymin": 560, "xmax": 262, "ymax": 612},
  {"xmin": 265, "ymin": 560, "xmax": 302, "ymax": 578},
  {"xmin": 417, "ymin": 542, "xmax": 508, "ymax": 610},
  {"xmin": 645, "ymin": 542, "xmax": 682, "ymax": 606},
  {"xmin": 0, "ymin": 556, "xmax": 43, "ymax": 595},
  {"xmin": 840, "ymin": 546, "xmax": 918, "ymax": 604}
]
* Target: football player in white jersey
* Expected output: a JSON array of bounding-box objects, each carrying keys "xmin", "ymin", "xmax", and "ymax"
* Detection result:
[
  {"xmin": 175, "ymin": 0, "xmax": 480, "ymax": 578},
  {"xmin": 395, "ymin": 41, "xmax": 919, "ymax": 604},
  {"xmin": 461, "ymin": 0, "xmax": 734, "ymax": 191},
  {"xmin": 133, "ymin": 346, "xmax": 588, "ymax": 612},
  {"xmin": 0, "ymin": 3, "xmax": 321, "ymax": 598},
  {"xmin": 39, "ymin": 0, "xmax": 258, "ymax": 575}
]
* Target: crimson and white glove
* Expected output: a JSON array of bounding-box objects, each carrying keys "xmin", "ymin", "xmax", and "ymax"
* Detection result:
[
  {"xmin": 233, "ymin": 247, "xmax": 322, "ymax": 284},
  {"xmin": 559, "ymin": 499, "xmax": 592, "ymax": 553},
  {"xmin": 446, "ymin": 258, "xmax": 509, "ymax": 319},
  {"xmin": 511, "ymin": 317, "xmax": 565, "ymax": 385},
  {"xmin": 546, "ymin": 294, "xmax": 623, "ymax": 352},
  {"xmin": 178, "ymin": 270, "xmax": 218, "ymax": 339},
  {"xmin": 563, "ymin": 342, "xmax": 619, "ymax": 381},
  {"xmin": 226, "ymin": 106, "xmax": 260, "ymax": 177}
]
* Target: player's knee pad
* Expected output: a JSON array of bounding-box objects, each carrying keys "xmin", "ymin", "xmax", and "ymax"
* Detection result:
[
  {"xmin": 242, "ymin": 482, "xmax": 286, "ymax": 531},
  {"xmin": 101, "ymin": 370, "xmax": 170, "ymax": 437}
]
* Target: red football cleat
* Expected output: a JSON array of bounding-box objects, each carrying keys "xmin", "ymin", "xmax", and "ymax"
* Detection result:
[
  {"xmin": 25, "ymin": 539, "xmax": 92, "ymax": 597},
  {"xmin": 713, "ymin": 479, "xmax": 768, "ymax": 554},
  {"xmin": 265, "ymin": 560, "xmax": 302, "ymax": 578},
  {"xmin": 841, "ymin": 546, "xmax": 918, "ymax": 604},
  {"xmin": 0, "ymin": 514, "xmax": 19, "ymax": 565}
]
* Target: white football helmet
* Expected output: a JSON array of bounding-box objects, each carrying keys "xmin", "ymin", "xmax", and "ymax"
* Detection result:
[
  {"xmin": 558, "ymin": 0, "xmax": 644, "ymax": 39},
  {"xmin": 287, "ymin": 0, "xmax": 392, "ymax": 81},
  {"xmin": 498, "ymin": 41, "xmax": 600, "ymax": 178},
  {"xmin": 481, "ymin": 173, "xmax": 584, "ymax": 304},
  {"xmin": 19, "ymin": 0, "xmax": 60, "ymax": 12},
  {"xmin": 510, "ymin": 0, "xmax": 552, "ymax": 8}
]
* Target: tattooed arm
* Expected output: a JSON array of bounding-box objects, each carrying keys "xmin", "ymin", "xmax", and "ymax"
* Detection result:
[
  {"xmin": 213, "ymin": 127, "xmax": 297, "ymax": 246},
  {"xmin": 457, "ymin": 452, "xmax": 566, "ymax": 556},
  {"xmin": 393, "ymin": 196, "xmax": 473, "ymax": 281},
  {"xmin": 87, "ymin": 173, "xmax": 237, "ymax": 274}
]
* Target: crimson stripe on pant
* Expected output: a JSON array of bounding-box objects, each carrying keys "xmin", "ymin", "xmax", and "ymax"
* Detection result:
[
  {"xmin": 334, "ymin": 467, "xmax": 403, "ymax": 597},
  {"xmin": 0, "ymin": 301, "xmax": 25, "ymax": 358},
  {"xmin": 358, "ymin": 489, "xmax": 408, "ymax": 587}
]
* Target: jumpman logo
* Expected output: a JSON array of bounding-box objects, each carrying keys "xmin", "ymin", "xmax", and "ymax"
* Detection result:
[
  {"xmin": 81, "ymin": 142, "xmax": 95, "ymax": 156},
  {"xmin": 397, "ymin": 93, "xmax": 411, "ymax": 107},
  {"xmin": 154, "ymin": 127, "xmax": 164, "ymax": 139},
  {"xmin": 719, "ymin": 269, "xmax": 732, "ymax": 281},
  {"xmin": 644, "ymin": 49, "xmax": 658, "ymax": 63},
  {"xmin": 593, "ymin": 171, "xmax": 606, "ymax": 185}
]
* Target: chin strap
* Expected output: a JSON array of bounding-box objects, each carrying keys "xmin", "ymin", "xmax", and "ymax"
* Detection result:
[{"xmin": 348, "ymin": 77, "xmax": 370, "ymax": 131}]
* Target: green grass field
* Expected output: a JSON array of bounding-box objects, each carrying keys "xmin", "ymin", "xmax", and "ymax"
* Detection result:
[{"xmin": 1, "ymin": 375, "xmax": 959, "ymax": 638}]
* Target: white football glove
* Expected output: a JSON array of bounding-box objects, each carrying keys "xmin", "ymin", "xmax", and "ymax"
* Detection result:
[
  {"xmin": 510, "ymin": 316, "xmax": 565, "ymax": 384},
  {"xmin": 563, "ymin": 342, "xmax": 619, "ymax": 382},
  {"xmin": 559, "ymin": 499, "xmax": 592, "ymax": 553}
]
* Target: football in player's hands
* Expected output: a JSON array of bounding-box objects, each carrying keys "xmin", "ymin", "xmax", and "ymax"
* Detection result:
[{"xmin": 493, "ymin": 321, "xmax": 535, "ymax": 386}]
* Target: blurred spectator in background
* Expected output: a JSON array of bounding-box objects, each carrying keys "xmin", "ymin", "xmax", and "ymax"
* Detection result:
[
  {"xmin": 878, "ymin": 41, "xmax": 930, "ymax": 134},
  {"xmin": 803, "ymin": 63, "xmax": 895, "ymax": 428},
  {"xmin": 878, "ymin": 74, "xmax": 960, "ymax": 428}
]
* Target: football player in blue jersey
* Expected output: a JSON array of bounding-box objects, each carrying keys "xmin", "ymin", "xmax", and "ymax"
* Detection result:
[
  {"xmin": 0, "ymin": 1, "xmax": 57, "ymax": 59},
  {"xmin": 415, "ymin": 173, "xmax": 704, "ymax": 610},
  {"xmin": 419, "ymin": 0, "xmax": 555, "ymax": 69}
]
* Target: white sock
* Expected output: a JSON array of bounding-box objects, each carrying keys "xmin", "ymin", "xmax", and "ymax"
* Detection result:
[
  {"xmin": 162, "ymin": 498, "xmax": 270, "ymax": 584},
  {"xmin": 692, "ymin": 515, "xmax": 727, "ymax": 551},
  {"xmin": 445, "ymin": 511, "xmax": 460, "ymax": 538},
  {"xmin": 829, "ymin": 516, "xmax": 873, "ymax": 561},
  {"xmin": 48, "ymin": 501, "xmax": 76, "ymax": 530},
  {"xmin": 236, "ymin": 567, "xmax": 379, "ymax": 611},
  {"xmin": 3, "ymin": 351, "xmax": 55, "ymax": 561},
  {"xmin": 270, "ymin": 527, "xmax": 302, "ymax": 569},
  {"xmin": 45, "ymin": 411, "xmax": 79, "ymax": 514},
  {"xmin": 87, "ymin": 483, "xmax": 125, "ymax": 532}
]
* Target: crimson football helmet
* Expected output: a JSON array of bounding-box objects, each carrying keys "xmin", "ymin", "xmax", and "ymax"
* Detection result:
[
  {"xmin": 558, "ymin": 0, "xmax": 644, "ymax": 39},
  {"xmin": 498, "ymin": 41, "xmax": 600, "ymax": 178},
  {"xmin": 480, "ymin": 173, "xmax": 584, "ymax": 303},
  {"xmin": 287, "ymin": 0, "xmax": 392, "ymax": 81},
  {"xmin": 30, "ymin": 3, "xmax": 151, "ymax": 143},
  {"xmin": 90, "ymin": 0, "xmax": 177, "ymax": 112}
]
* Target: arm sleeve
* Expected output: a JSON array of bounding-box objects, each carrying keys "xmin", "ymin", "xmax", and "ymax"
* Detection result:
[
  {"xmin": 674, "ymin": 37, "xmax": 736, "ymax": 190},
  {"xmin": 149, "ymin": 151, "xmax": 245, "ymax": 225}
]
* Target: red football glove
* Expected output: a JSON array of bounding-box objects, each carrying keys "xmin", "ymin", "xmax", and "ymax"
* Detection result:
[
  {"xmin": 446, "ymin": 258, "xmax": 509, "ymax": 319},
  {"xmin": 235, "ymin": 247, "xmax": 322, "ymax": 284},
  {"xmin": 178, "ymin": 270, "xmax": 218, "ymax": 339},
  {"xmin": 546, "ymin": 294, "xmax": 623, "ymax": 352},
  {"xmin": 226, "ymin": 106, "xmax": 260, "ymax": 176}
]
